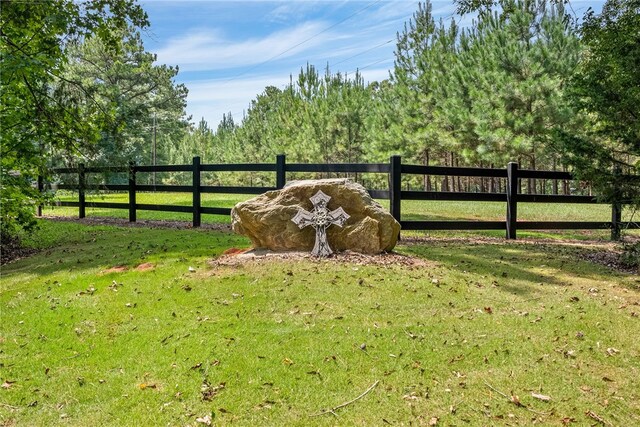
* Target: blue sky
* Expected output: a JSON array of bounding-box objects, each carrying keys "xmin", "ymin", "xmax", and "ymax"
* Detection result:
[{"xmin": 139, "ymin": 0, "xmax": 604, "ymax": 128}]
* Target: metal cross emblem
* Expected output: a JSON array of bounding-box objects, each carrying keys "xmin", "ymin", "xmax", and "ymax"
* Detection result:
[{"xmin": 292, "ymin": 190, "xmax": 350, "ymax": 257}]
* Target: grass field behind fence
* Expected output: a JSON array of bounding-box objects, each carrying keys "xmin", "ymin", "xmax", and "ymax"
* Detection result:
[{"xmin": 44, "ymin": 191, "xmax": 638, "ymax": 240}]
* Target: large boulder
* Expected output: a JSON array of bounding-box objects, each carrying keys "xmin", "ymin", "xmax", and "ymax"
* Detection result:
[{"xmin": 231, "ymin": 179, "xmax": 400, "ymax": 254}]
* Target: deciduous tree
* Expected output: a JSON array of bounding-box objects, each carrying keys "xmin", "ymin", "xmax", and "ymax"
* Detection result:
[
  {"xmin": 554, "ymin": 0, "xmax": 640, "ymax": 206},
  {"xmin": 1, "ymin": 0, "xmax": 147, "ymax": 240}
]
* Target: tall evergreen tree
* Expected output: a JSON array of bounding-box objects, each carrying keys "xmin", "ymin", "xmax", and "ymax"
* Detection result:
[
  {"xmin": 57, "ymin": 30, "xmax": 189, "ymax": 166},
  {"xmin": 384, "ymin": 0, "xmax": 580, "ymax": 181}
]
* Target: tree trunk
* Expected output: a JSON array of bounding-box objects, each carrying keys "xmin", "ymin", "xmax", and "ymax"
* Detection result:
[
  {"xmin": 423, "ymin": 149, "xmax": 431, "ymax": 191},
  {"xmin": 456, "ymin": 156, "xmax": 462, "ymax": 193},
  {"xmin": 442, "ymin": 154, "xmax": 450, "ymax": 191},
  {"xmin": 450, "ymin": 152, "xmax": 455, "ymax": 192},
  {"xmin": 528, "ymin": 156, "xmax": 536, "ymax": 194},
  {"xmin": 552, "ymin": 157, "xmax": 558, "ymax": 195},
  {"xmin": 489, "ymin": 163, "xmax": 496, "ymax": 193},
  {"xmin": 442, "ymin": 176, "xmax": 449, "ymax": 192}
]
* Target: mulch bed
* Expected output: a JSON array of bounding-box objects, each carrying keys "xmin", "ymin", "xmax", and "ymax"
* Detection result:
[
  {"xmin": 578, "ymin": 248, "xmax": 639, "ymax": 275},
  {"xmin": 402, "ymin": 235, "xmax": 639, "ymax": 274},
  {"xmin": 1, "ymin": 238, "xmax": 39, "ymax": 265},
  {"xmin": 210, "ymin": 248, "xmax": 435, "ymax": 268}
]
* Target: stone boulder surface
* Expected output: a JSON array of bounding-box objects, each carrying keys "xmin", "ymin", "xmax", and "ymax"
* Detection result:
[{"xmin": 231, "ymin": 179, "xmax": 400, "ymax": 254}]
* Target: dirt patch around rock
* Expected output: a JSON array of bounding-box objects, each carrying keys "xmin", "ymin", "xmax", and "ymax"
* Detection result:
[
  {"xmin": 210, "ymin": 248, "xmax": 435, "ymax": 269},
  {"xmin": 222, "ymin": 247, "xmax": 249, "ymax": 256}
]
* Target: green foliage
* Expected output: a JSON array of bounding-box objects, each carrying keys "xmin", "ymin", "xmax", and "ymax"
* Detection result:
[
  {"xmin": 168, "ymin": 65, "xmax": 376, "ymax": 185},
  {"xmin": 554, "ymin": 0, "xmax": 640, "ymax": 206},
  {"xmin": 0, "ymin": 0, "xmax": 148, "ymax": 240},
  {"xmin": 578, "ymin": 0, "xmax": 640, "ymax": 152},
  {"xmin": 0, "ymin": 173, "xmax": 38, "ymax": 242},
  {"xmin": 384, "ymin": 0, "xmax": 580, "ymax": 171}
]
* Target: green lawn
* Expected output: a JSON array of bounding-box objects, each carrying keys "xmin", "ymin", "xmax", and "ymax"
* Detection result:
[
  {"xmin": 46, "ymin": 191, "xmax": 638, "ymax": 240},
  {"xmin": 1, "ymin": 219, "xmax": 639, "ymax": 426},
  {"xmin": 44, "ymin": 192, "xmax": 249, "ymax": 224}
]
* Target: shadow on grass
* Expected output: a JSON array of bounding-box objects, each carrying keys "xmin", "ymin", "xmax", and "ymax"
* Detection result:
[
  {"xmin": 399, "ymin": 239, "xmax": 633, "ymax": 297},
  {"xmin": 4, "ymin": 218, "xmax": 635, "ymax": 300},
  {"xmin": 1, "ymin": 219, "xmax": 250, "ymax": 283}
]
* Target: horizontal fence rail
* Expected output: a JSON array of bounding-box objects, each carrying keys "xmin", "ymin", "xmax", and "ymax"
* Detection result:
[{"xmin": 45, "ymin": 155, "xmax": 638, "ymax": 240}]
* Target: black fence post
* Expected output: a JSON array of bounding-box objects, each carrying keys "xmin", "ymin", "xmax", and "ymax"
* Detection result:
[
  {"xmin": 390, "ymin": 155, "xmax": 402, "ymax": 223},
  {"xmin": 276, "ymin": 154, "xmax": 286, "ymax": 189},
  {"xmin": 129, "ymin": 161, "xmax": 137, "ymax": 222},
  {"xmin": 506, "ymin": 162, "xmax": 518, "ymax": 239},
  {"xmin": 611, "ymin": 203, "xmax": 622, "ymax": 241},
  {"xmin": 78, "ymin": 163, "xmax": 86, "ymax": 219},
  {"xmin": 36, "ymin": 175, "xmax": 43, "ymax": 216},
  {"xmin": 611, "ymin": 165, "xmax": 622, "ymax": 241},
  {"xmin": 193, "ymin": 156, "xmax": 201, "ymax": 227}
]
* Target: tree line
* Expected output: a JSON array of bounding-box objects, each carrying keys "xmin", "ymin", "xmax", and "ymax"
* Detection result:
[
  {"xmin": 165, "ymin": 0, "xmax": 637, "ymax": 197},
  {"xmin": 1, "ymin": 0, "xmax": 638, "ymax": 242}
]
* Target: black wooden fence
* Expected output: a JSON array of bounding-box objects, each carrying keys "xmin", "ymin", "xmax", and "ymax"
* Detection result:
[{"xmin": 44, "ymin": 155, "xmax": 638, "ymax": 240}]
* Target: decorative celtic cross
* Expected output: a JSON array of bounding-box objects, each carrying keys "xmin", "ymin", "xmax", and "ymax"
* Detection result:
[{"xmin": 292, "ymin": 190, "xmax": 350, "ymax": 257}]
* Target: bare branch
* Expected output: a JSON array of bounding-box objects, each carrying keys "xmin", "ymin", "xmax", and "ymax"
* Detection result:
[{"xmin": 311, "ymin": 380, "xmax": 379, "ymax": 417}]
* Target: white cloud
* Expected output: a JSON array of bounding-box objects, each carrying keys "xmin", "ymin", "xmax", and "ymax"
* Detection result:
[
  {"xmin": 364, "ymin": 0, "xmax": 421, "ymax": 22},
  {"xmin": 155, "ymin": 21, "xmax": 332, "ymax": 71},
  {"xmin": 265, "ymin": 1, "xmax": 325, "ymax": 23},
  {"xmin": 148, "ymin": 1, "xmax": 438, "ymax": 126},
  {"xmin": 185, "ymin": 73, "xmax": 292, "ymax": 124}
]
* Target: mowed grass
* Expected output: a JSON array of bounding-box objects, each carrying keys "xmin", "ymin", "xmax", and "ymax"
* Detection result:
[
  {"xmin": 45, "ymin": 192, "xmax": 249, "ymax": 224},
  {"xmin": 46, "ymin": 191, "xmax": 639, "ymax": 240},
  {"xmin": 1, "ymin": 220, "xmax": 639, "ymax": 426}
]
